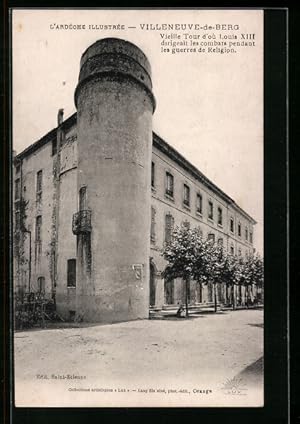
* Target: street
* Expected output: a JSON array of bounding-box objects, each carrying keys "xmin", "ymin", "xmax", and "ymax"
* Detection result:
[{"xmin": 14, "ymin": 308, "xmax": 263, "ymax": 407}]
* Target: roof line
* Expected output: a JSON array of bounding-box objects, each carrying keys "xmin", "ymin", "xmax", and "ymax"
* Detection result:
[{"xmin": 15, "ymin": 112, "xmax": 256, "ymax": 224}]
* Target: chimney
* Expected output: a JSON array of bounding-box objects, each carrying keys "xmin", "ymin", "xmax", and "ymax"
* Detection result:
[{"xmin": 57, "ymin": 108, "xmax": 64, "ymax": 126}]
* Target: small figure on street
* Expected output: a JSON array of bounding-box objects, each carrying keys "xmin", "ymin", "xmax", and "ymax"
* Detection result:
[{"xmin": 176, "ymin": 303, "xmax": 185, "ymax": 318}]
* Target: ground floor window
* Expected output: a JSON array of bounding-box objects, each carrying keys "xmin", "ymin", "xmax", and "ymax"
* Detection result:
[
  {"xmin": 67, "ymin": 259, "xmax": 76, "ymax": 288},
  {"xmin": 37, "ymin": 276, "xmax": 45, "ymax": 293}
]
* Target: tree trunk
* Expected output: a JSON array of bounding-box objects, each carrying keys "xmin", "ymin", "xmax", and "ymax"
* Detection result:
[
  {"xmin": 214, "ymin": 283, "xmax": 217, "ymax": 313},
  {"xmin": 232, "ymin": 285, "xmax": 235, "ymax": 310},
  {"xmin": 185, "ymin": 278, "xmax": 189, "ymax": 318}
]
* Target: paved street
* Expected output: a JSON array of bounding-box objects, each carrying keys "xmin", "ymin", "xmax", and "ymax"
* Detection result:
[{"xmin": 14, "ymin": 309, "xmax": 263, "ymax": 407}]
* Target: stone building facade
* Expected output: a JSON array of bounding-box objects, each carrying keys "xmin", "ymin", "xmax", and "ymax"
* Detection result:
[{"xmin": 13, "ymin": 38, "xmax": 256, "ymax": 323}]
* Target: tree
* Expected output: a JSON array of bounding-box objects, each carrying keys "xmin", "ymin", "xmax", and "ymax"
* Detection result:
[
  {"xmin": 194, "ymin": 241, "xmax": 224, "ymax": 312},
  {"xmin": 243, "ymin": 253, "xmax": 264, "ymax": 306},
  {"xmin": 162, "ymin": 225, "xmax": 203, "ymax": 317}
]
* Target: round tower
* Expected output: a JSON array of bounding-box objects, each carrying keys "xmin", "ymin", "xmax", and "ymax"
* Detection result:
[{"xmin": 73, "ymin": 38, "xmax": 155, "ymax": 322}]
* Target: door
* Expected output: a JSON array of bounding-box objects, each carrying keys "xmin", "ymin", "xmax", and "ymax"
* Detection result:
[{"xmin": 149, "ymin": 262, "xmax": 156, "ymax": 307}]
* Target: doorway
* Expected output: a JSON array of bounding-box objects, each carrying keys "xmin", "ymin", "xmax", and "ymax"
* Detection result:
[{"xmin": 149, "ymin": 262, "xmax": 156, "ymax": 307}]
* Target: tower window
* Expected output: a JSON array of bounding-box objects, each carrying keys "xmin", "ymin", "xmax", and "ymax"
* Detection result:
[
  {"xmin": 183, "ymin": 184, "xmax": 190, "ymax": 207},
  {"xmin": 79, "ymin": 186, "xmax": 87, "ymax": 211},
  {"xmin": 52, "ymin": 138, "xmax": 57, "ymax": 156},
  {"xmin": 165, "ymin": 172, "xmax": 174, "ymax": 198}
]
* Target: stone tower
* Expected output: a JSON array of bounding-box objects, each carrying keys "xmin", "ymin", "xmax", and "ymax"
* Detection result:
[{"xmin": 73, "ymin": 38, "xmax": 155, "ymax": 322}]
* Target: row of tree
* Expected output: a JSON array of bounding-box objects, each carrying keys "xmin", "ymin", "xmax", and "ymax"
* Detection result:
[{"xmin": 162, "ymin": 225, "xmax": 264, "ymax": 317}]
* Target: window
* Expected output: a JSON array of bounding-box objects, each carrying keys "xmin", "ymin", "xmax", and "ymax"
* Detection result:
[
  {"xmin": 36, "ymin": 170, "xmax": 43, "ymax": 202},
  {"xmin": 16, "ymin": 163, "xmax": 21, "ymax": 174},
  {"xmin": 245, "ymin": 227, "xmax": 248, "ymax": 241},
  {"xmin": 217, "ymin": 207, "xmax": 223, "ymax": 226},
  {"xmin": 67, "ymin": 259, "xmax": 76, "ymax": 288},
  {"xmin": 208, "ymin": 201, "xmax": 214, "ymax": 220},
  {"xmin": 183, "ymin": 184, "xmax": 190, "ymax": 207},
  {"xmin": 150, "ymin": 207, "xmax": 156, "ymax": 243},
  {"xmin": 250, "ymin": 231, "xmax": 253, "ymax": 244},
  {"xmin": 238, "ymin": 249, "xmax": 242, "ymax": 256},
  {"xmin": 15, "ymin": 211, "xmax": 20, "ymax": 230},
  {"xmin": 165, "ymin": 213, "xmax": 174, "ymax": 243},
  {"xmin": 52, "ymin": 138, "xmax": 57, "ymax": 156},
  {"xmin": 79, "ymin": 186, "xmax": 87, "ymax": 211},
  {"xmin": 218, "ymin": 238, "xmax": 223, "ymax": 247},
  {"xmin": 230, "ymin": 217, "xmax": 234, "ymax": 233},
  {"xmin": 15, "ymin": 178, "xmax": 21, "ymax": 200},
  {"xmin": 165, "ymin": 172, "xmax": 174, "ymax": 198},
  {"xmin": 164, "ymin": 279, "xmax": 174, "ymax": 305},
  {"xmin": 238, "ymin": 222, "xmax": 241, "ymax": 237},
  {"xmin": 35, "ymin": 215, "xmax": 42, "ymax": 259},
  {"xmin": 151, "ymin": 162, "xmax": 155, "ymax": 188},
  {"xmin": 37, "ymin": 276, "xmax": 45, "ymax": 293},
  {"xmin": 208, "ymin": 233, "xmax": 215, "ymax": 243},
  {"xmin": 182, "ymin": 220, "xmax": 190, "ymax": 230},
  {"xmin": 230, "ymin": 245, "xmax": 234, "ymax": 255},
  {"xmin": 196, "ymin": 193, "xmax": 202, "ymax": 214}
]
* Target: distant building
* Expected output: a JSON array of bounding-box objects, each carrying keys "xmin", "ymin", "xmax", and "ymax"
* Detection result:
[{"xmin": 13, "ymin": 38, "xmax": 256, "ymax": 323}]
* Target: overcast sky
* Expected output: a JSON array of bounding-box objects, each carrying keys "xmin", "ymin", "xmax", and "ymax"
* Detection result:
[{"xmin": 12, "ymin": 9, "xmax": 264, "ymax": 254}]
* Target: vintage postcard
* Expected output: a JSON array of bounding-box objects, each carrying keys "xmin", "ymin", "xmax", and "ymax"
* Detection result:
[{"xmin": 12, "ymin": 8, "xmax": 264, "ymax": 407}]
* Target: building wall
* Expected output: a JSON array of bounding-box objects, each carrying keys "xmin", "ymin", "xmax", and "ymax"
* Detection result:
[
  {"xmin": 13, "ymin": 122, "xmax": 255, "ymax": 316},
  {"xmin": 55, "ymin": 128, "xmax": 78, "ymax": 318},
  {"xmin": 149, "ymin": 143, "xmax": 255, "ymax": 308},
  {"xmin": 13, "ymin": 139, "xmax": 55, "ymax": 295}
]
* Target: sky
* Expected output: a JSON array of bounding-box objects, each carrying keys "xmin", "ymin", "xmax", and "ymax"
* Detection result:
[{"xmin": 12, "ymin": 9, "xmax": 264, "ymax": 254}]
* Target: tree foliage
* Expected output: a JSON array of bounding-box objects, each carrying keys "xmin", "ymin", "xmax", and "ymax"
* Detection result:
[{"xmin": 162, "ymin": 224, "xmax": 264, "ymax": 314}]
